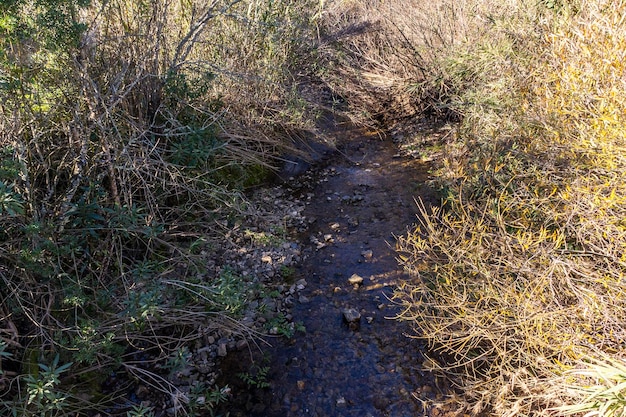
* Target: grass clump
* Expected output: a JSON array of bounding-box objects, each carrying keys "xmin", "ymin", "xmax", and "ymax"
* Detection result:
[{"xmin": 328, "ymin": 0, "xmax": 626, "ymax": 415}]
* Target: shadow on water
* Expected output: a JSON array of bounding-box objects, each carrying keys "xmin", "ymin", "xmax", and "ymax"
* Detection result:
[{"xmin": 217, "ymin": 120, "xmax": 444, "ymax": 417}]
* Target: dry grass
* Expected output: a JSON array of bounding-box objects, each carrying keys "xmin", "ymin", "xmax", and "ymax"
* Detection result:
[
  {"xmin": 391, "ymin": 0, "xmax": 626, "ymax": 415},
  {"xmin": 318, "ymin": 0, "xmax": 626, "ymax": 415},
  {"xmin": 318, "ymin": 0, "xmax": 538, "ymax": 125}
]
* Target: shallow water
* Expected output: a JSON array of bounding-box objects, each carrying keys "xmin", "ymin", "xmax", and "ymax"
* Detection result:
[{"xmin": 217, "ymin": 122, "xmax": 443, "ymax": 417}]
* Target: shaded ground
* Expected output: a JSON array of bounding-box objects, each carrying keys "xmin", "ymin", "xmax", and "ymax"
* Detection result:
[{"xmin": 217, "ymin": 118, "xmax": 453, "ymax": 416}]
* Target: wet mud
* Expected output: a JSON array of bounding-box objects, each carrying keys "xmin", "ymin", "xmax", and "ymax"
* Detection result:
[{"xmin": 218, "ymin": 120, "xmax": 444, "ymax": 417}]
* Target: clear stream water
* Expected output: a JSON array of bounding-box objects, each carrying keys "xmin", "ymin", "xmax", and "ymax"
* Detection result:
[{"xmin": 217, "ymin": 121, "xmax": 444, "ymax": 417}]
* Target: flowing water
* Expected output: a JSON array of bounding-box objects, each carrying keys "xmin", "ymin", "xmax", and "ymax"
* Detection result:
[{"xmin": 217, "ymin": 120, "xmax": 445, "ymax": 417}]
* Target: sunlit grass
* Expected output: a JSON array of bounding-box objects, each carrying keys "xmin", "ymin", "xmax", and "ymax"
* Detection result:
[{"xmin": 336, "ymin": 0, "xmax": 626, "ymax": 415}]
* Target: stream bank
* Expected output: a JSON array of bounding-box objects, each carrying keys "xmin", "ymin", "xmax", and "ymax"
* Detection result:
[{"xmin": 217, "ymin": 117, "xmax": 453, "ymax": 417}]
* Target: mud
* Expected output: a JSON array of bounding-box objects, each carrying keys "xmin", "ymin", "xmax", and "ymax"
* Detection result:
[{"xmin": 217, "ymin": 119, "xmax": 446, "ymax": 417}]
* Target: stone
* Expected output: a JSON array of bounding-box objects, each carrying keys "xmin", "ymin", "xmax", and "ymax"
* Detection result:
[
  {"xmin": 135, "ymin": 384, "xmax": 149, "ymax": 397},
  {"xmin": 342, "ymin": 308, "xmax": 361, "ymax": 330},
  {"xmin": 348, "ymin": 274, "xmax": 364, "ymax": 286},
  {"xmin": 361, "ymin": 249, "xmax": 373, "ymax": 259},
  {"xmin": 217, "ymin": 343, "xmax": 227, "ymax": 357}
]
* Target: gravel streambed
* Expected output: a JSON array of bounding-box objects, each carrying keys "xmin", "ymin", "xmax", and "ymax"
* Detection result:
[{"xmin": 213, "ymin": 121, "xmax": 458, "ymax": 417}]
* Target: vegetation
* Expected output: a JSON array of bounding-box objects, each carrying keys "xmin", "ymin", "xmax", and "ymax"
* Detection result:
[
  {"xmin": 0, "ymin": 0, "xmax": 319, "ymax": 414},
  {"xmin": 3, "ymin": 0, "xmax": 626, "ymax": 415},
  {"xmin": 319, "ymin": 0, "xmax": 626, "ymax": 415}
]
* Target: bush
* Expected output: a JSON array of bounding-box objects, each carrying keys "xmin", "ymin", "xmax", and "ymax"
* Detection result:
[{"xmin": 0, "ymin": 0, "xmax": 319, "ymax": 414}]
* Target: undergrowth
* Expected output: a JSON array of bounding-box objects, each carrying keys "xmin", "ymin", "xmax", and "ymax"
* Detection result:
[{"xmin": 0, "ymin": 0, "xmax": 319, "ymax": 415}]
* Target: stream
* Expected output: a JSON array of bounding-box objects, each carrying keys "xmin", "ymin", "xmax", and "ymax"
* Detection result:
[{"xmin": 217, "ymin": 118, "xmax": 445, "ymax": 417}]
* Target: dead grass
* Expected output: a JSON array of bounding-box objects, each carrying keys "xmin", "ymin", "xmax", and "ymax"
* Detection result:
[{"xmin": 319, "ymin": 0, "xmax": 626, "ymax": 415}]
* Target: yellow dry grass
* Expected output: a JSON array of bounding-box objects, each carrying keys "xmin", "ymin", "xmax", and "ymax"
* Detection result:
[{"xmin": 353, "ymin": 0, "xmax": 626, "ymax": 415}]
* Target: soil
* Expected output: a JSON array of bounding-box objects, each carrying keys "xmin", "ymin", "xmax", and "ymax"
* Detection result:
[{"xmin": 216, "ymin": 116, "xmax": 456, "ymax": 417}]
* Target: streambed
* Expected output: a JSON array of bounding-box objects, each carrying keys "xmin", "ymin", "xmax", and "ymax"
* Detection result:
[{"xmin": 217, "ymin": 119, "xmax": 452, "ymax": 417}]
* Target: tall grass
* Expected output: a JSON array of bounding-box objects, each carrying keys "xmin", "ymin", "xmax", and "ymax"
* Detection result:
[
  {"xmin": 322, "ymin": 0, "xmax": 626, "ymax": 415},
  {"xmin": 392, "ymin": 0, "xmax": 626, "ymax": 415},
  {"xmin": 0, "ymin": 0, "xmax": 319, "ymax": 414}
]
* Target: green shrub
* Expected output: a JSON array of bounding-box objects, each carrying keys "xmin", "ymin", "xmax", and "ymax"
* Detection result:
[{"xmin": 0, "ymin": 0, "xmax": 320, "ymax": 414}]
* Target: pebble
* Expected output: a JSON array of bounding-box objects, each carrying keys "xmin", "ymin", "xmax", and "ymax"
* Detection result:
[
  {"xmin": 135, "ymin": 384, "xmax": 149, "ymax": 397},
  {"xmin": 348, "ymin": 273, "xmax": 364, "ymax": 286},
  {"xmin": 342, "ymin": 308, "xmax": 361, "ymax": 330},
  {"xmin": 217, "ymin": 343, "xmax": 227, "ymax": 357}
]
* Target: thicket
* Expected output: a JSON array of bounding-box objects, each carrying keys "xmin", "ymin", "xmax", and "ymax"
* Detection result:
[{"xmin": 0, "ymin": 0, "xmax": 319, "ymax": 415}]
